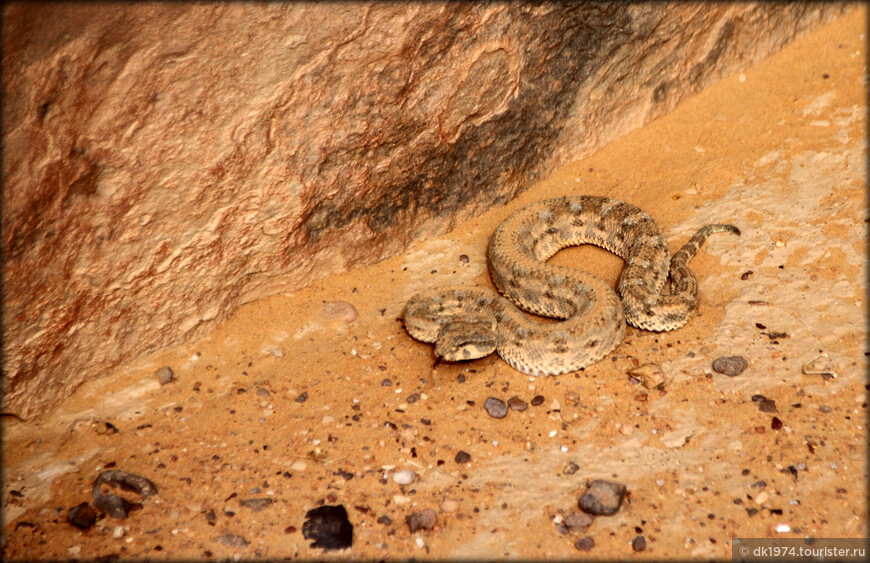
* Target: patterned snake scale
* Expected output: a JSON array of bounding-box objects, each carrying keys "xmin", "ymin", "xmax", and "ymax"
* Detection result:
[{"xmin": 403, "ymin": 195, "xmax": 739, "ymax": 376}]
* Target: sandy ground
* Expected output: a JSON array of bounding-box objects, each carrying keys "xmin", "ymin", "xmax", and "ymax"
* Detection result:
[{"xmin": 2, "ymin": 8, "xmax": 866, "ymax": 560}]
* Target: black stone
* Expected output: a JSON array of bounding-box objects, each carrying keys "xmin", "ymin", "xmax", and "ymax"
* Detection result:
[{"xmin": 302, "ymin": 505, "xmax": 353, "ymax": 551}]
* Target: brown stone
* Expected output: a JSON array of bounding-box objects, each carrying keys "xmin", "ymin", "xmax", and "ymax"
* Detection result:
[{"xmin": 1, "ymin": 3, "xmax": 852, "ymax": 418}]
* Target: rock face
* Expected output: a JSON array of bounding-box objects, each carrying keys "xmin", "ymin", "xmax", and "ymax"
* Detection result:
[{"xmin": 1, "ymin": 2, "xmax": 852, "ymax": 418}]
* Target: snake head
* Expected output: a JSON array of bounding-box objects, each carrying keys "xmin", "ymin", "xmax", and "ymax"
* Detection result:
[{"xmin": 435, "ymin": 320, "xmax": 497, "ymax": 361}]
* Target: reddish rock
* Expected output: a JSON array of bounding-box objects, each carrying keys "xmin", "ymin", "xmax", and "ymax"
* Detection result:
[{"xmin": 1, "ymin": 3, "xmax": 851, "ymax": 418}]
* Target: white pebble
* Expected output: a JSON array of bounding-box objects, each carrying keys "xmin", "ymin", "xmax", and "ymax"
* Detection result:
[
  {"xmin": 775, "ymin": 523, "xmax": 791, "ymax": 533},
  {"xmin": 415, "ymin": 537, "xmax": 425, "ymax": 548},
  {"xmin": 392, "ymin": 469, "xmax": 417, "ymax": 485},
  {"xmin": 113, "ymin": 526, "xmax": 124, "ymax": 539},
  {"xmin": 548, "ymin": 430, "xmax": 557, "ymax": 437}
]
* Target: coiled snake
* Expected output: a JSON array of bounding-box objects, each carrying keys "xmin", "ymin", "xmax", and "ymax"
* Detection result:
[{"xmin": 403, "ymin": 195, "xmax": 739, "ymax": 375}]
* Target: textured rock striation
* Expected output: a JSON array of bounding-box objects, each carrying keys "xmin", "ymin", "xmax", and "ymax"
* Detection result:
[{"xmin": 2, "ymin": 2, "xmax": 853, "ymax": 418}]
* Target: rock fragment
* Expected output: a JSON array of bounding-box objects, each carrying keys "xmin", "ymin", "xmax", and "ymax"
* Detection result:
[
  {"xmin": 578, "ymin": 480, "xmax": 627, "ymax": 516},
  {"xmin": 483, "ymin": 397, "xmax": 508, "ymax": 418},
  {"xmin": 320, "ymin": 301, "xmax": 358, "ymax": 322},
  {"xmin": 564, "ymin": 512, "xmax": 593, "ymax": 528},
  {"xmin": 507, "ymin": 396, "xmax": 528, "ymax": 411},
  {"xmin": 302, "ymin": 505, "xmax": 353, "ymax": 550},
  {"xmin": 239, "ymin": 498, "xmax": 274, "ymax": 512},
  {"xmin": 155, "ymin": 366, "xmax": 174, "ymax": 386},
  {"xmin": 712, "ymin": 356, "xmax": 748, "ymax": 377},
  {"xmin": 574, "ymin": 536, "xmax": 595, "ymax": 551},
  {"xmin": 406, "ymin": 509, "xmax": 437, "ymax": 532},
  {"xmin": 214, "ymin": 533, "xmax": 250, "ymax": 548},
  {"xmin": 391, "ymin": 469, "xmax": 417, "ymax": 486},
  {"xmin": 67, "ymin": 503, "xmax": 97, "ymax": 530},
  {"xmin": 628, "ymin": 363, "xmax": 665, "ymax": 389},
  {"xmin": 632, "ymin": 535, "xmax": 647, "ymax": 551}
]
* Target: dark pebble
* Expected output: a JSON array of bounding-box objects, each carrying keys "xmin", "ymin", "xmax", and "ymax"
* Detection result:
[
  {"xmin": 377, "ymin": 515, "xmax": 392, "ymax": 526},
  {"xmin": 284, "ymin": 526, "xmax": 296, "ymax": 534},
  {"xmin": 507, "ymin": 396, "xmax": 528, "ymax": 411},
  {"xmin": 530, "ymin": 395, "xmax": 545, "ymax": 406},
  {"xmin": 406, "ymin": 509, "xmax": 437, "ymax": 532},
  {"xmin": 459, "ymin": 254, "xmax": 469, "ymax": 263},
  {"xmin": 484, "ymin": 397, "xmax": 508, "ymax": 419},
  {"xmin": 256, "ymin": 387, "xmax": 270, "ymax": 397},
  {"xmin": 757, "ymin": 399, "xmax": 777, "ymax": 413},
  {"xmin": 406, "ymin": 393, "xmax": 420, "ymax": 404},
  {"xmin": 712, "ymin": 356, "xmax": 748, "ymax": 377},
  {"xmin": 239, "ymin": 498, "xmax": 274, "ymax": 512},
  {"xmin": 204, "ymin": 508, "xmax": 216, "ymax": 522},
  {"xmin": 381, "ymin": 379, "xmax": 392, "ymax": 387},
  {"xmin": 579, "ymin": 480, "xmax": 627, "ymax": 516},
  {"xmin": 67, "ymin": 502, "xmax": 97, "ymax": 530},
  {"xmin": 740, "ymin": 270, "xmax": 753, "ymax": 280},
  {"xmin": 155, "ymin": 366, "xmax": 174, "ymax": 386},
  {"xmin": 214, "ymin": 533, "xmax": 250, "ymax": 547},
  {"xmin": 563, "ymin": 461, "xmax": 580, "ymax": 475},
  {"xmin": 302, "ymin": 505, "xmax": 353, "ymax": 551},
  {"xmin": 295, "ymin": 391, "xmax": 309, "ymax": 403},
  {"xmin": 771, "ymin": 416, "xmax": 783, "ymax": 430},
  {"xmin": 574, "ymin": 536, "xmax": 595, "ymax": 551},
  {"xmin": 454, "ymin": 450, "xmax": 471, "ymax": 464},
  {"xmin": 456, "ymin": 373, "xmax": 466, "ymax": 383},
  {"xmin": 632, "ymin": 535, "xmax": 647, "ymax": 552},
  {"xmin": 564, "ymin": 512, "xmax": 593, "ymax": 528}
]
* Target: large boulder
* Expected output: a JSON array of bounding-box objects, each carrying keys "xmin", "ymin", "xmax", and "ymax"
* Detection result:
[{"xmin": 1, "ymin": 2, "xmax": 852, "ymax": 418}]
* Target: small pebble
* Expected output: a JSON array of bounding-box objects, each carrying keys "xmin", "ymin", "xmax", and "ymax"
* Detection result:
[
  {"xmin": 574, "ymin": 536, "xmax": 595, "ymax": 551},
  {"xmin": 564, "ymin": 512, "xmax": 593, "ymax": 528},
  {"xmin": 320, "ymin": 301, "xmax": 358, "ymax": 322},
  {"xmin": 406, "ymin": 393, "xmax": 420, "ymax": 404},
  {"xmin": 239, "ymin": 498, "xmax": 274, "ymax": 512},
  {"xmin": 113, "ymin": 525, "xmax": 124, "ymax": 539},
  {"xmin": 757, "ymin": 399, "xmax": 777, "ymax": 413},
  {"xmin": 392, "ymin": 469, "xmax": 417, "ymax": 486},
  {"xmin": 377, "ymin": 515, "xmax": 392, "ymax": 526},
  {"xmin": 214, "ymin": 533, "xmax": 250, "ymax": 548},
  {"xmin": 530, "ymin": 395, "xmax": 545, "ymax": 406},
  {"xmin": 67, "ymin": 503, "xmax": 97, "ymax": 530},
  {"xmin": 484, "ymin": 397, "xmax": 508, "ymax": 418},
  {"xmin": 454, "ymin": 451, "xmax": 471, "ymax": 464},
  {"xmin": 459, "ymin": 254, "xmax": 469, "ymax": 263},
  {"xmin": 406, "ymin": 509, "xmax": 437, "ymax": 533},
  {"xmin": 628, "ymin": 363, "xmax": 665, "ymax": 389},
  {"xmin": 295, "ymin": 391, "xmax": 309, "ymax": 403},
  {"xmin": 507, "ymin": 396, "xmax": 528, "ymax": 411},
  {"xmin": 155, "ymin": 366, "xmax": 174, "ymax": 386},
  {"xmin": 579, "ymin": 480, "xmax": 627, "ymax": 516},
  {"xmin": 563, "ymin": 461, "xmax": 580, "ymax": 475},
  {"xmin": 820, "ymin": 405, "xmax": 832, "ymax": 413},
  {"xmin": 302, "ymin": 505, "xmax": 353, "ymax": 551},
  {"xmin": 632, "ymin": 535, "xmax": 647, "ymax": 552},
  {"xmin": 381, "ymin": 379, "xmax": 392, "ymax": 387},
  {"xmin": 712, "ymin": 356, "xmax": 748, "ymax": 377},
  {"xmin": 775, "ymin": 523, "xmax": 791, "ymax": 533},
  {"xmin": 440, "ymin": 500, "xmax": 458, "ymax": 513}
]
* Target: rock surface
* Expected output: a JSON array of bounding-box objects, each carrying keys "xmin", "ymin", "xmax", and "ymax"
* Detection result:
[{"xmin": 1, "ymin": 2, "xmax": 852, "ymax": 418}]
